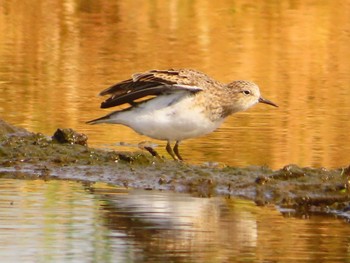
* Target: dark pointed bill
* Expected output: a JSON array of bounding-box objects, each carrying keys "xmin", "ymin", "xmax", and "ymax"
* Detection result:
[{"xmin": 258, "ymin": 97, "xmax": 278, "ymax": 107}]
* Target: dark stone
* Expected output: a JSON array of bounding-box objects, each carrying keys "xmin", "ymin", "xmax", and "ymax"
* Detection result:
[{"xmin": 52, "ymin": 128, "xmax": 88, "ymax": 146}]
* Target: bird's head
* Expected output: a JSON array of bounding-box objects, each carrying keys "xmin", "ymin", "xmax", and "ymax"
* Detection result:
[{"xmin": 225, "ymin": 80, "xmax": 278, "ymax": 114}]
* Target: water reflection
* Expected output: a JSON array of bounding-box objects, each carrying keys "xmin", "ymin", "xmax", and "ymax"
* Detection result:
[
  {"xmin": 100, "ymin": 190, "xmax": 259, "ymax": 262},
  {"xmin": 0, "ymin": 178, "xmax": 349, "ymax": 262}
]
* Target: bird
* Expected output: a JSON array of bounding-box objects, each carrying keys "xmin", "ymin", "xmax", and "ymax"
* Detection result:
[{"xmin": 87, "ymin": 68, "xmax": 278, "ymax": 161}]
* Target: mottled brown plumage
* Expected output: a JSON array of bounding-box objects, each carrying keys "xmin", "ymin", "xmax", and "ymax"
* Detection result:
[{"xmin": 98, "ymin": 69, "xmax": 221, "ymax": 108}]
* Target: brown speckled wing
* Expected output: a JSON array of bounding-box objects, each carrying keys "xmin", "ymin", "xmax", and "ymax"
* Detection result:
[{"xmin": 99, "ymin": 69, "xmax": 203, "ymax": 109}]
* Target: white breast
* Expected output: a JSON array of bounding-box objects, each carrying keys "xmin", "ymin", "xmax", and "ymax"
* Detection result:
[{"xmin": 108, "ymin": 93, "xmax": 224, "ymax": 141}]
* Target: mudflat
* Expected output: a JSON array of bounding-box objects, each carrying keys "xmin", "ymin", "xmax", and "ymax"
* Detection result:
[{"xmin": 1, "ymin": 119, "xmax": 349, "ymax": 219}]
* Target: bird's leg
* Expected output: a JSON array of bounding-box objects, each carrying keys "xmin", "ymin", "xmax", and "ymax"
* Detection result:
[
  {"xmin": 138, "ymin": 141, "xmax": 161, "ymax": 158},
  {"xmin": 166, "ymin": 141, "xmax": 178, "ymax": 160},
  {"xmin": 144, "ymin": 146, "xmax": 161, "ymax": 158},
  {"xmin": 173, "ymin": 141, "xmax": 183, "ymax": 161}
]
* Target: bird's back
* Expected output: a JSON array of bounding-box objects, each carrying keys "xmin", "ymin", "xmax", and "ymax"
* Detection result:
[{"xmin": 98, "ymin": 69, "xmax": 222, "ymax": 109}]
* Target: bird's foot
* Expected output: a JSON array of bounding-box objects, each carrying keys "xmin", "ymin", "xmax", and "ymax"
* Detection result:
[{"xmin": 138, "ymin": 141, "xmax": 162, "ymax": 159}]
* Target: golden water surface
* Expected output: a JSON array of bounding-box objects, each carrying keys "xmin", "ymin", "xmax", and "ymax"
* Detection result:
[
  {"xmin": 0, "ymin": 178, "xmax": 349, "ymax": 262},
  {"xmin": 1, "ymin": 1, "xmax": 350, "ymax": 169}
]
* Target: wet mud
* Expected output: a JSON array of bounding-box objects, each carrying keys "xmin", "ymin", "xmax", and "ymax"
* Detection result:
[{"xmin": 1, "ymin": 119, "xmax": 349, "ymax": 219}]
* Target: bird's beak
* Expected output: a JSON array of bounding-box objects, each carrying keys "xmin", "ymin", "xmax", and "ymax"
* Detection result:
[{"xmin": 258, "ymin": 97, "xmax": 278, "ymax": 107}]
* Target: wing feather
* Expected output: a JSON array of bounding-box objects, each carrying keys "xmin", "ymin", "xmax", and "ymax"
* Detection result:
[{"xmin": 98, "ymin": 69, "xmax": 204, "ymax": 109}]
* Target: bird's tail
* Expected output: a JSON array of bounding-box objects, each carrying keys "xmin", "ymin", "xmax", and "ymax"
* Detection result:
[
  {"xmin": 86, "ymin": 114, "xmax": 113, "ymax": 125},
  {"xmin": 86, "ymin": 117, "xmax": 106, "ymax": 125}
]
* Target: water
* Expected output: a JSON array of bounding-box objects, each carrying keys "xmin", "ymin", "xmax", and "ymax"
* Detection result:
[
  {"xmin": 0, "ymin": 178, "xmax": 349, "ymax": 263},
  {"xmin": 1, "ymin": 2, "xmax": 350, "ymax": 260},
  {"xmin": 1, "ymin": 1, "xmax": 350, "ymax": 169}
]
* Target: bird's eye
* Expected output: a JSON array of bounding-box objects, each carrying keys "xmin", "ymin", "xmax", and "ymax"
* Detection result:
[{"xmin": 242, "ymin": 90, "xmax": 251, "ymax": 95}]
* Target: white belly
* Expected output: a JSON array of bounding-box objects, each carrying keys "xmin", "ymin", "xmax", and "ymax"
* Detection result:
[{"xmin": 110, "ymin": 94, "xmax": 224, "ymax": 141}]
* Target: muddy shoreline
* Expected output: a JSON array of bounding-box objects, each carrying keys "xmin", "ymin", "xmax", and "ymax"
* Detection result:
[{"xmin": 1, "ymin": 119, "xmax": 350, "ymax": 219}]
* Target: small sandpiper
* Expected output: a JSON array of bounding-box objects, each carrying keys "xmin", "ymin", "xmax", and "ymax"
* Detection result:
[{"xmin": 87, "ymin": 68, "xmax": 278, "ymax": 160}]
